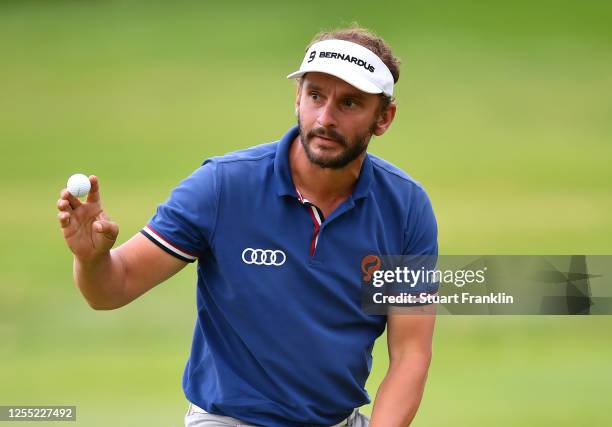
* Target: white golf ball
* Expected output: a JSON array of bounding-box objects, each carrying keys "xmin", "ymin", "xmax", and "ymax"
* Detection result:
[{"xmin": 67, "ymin": 173, "xmax": 91, "ymax": 198}]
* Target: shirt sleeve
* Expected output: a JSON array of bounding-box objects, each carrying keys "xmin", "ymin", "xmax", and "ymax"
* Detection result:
[
  {"xmin": 403, "ymin": 186, "xmax": 438, "ymax": 256},
  {"xmin": 140, "ymin": 160, "xmax": 219, "ymax": 263},
  {"xmin": 401, "ymin": 186, "xmax": 439, "ymax": 297}
]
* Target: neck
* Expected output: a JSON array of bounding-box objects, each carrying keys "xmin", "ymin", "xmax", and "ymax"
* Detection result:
[{"xmin": 289, "ymin": 135, "xmax": 365, "ymax": 204}]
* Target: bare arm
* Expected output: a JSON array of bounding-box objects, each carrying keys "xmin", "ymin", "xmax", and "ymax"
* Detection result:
[
  {"xmin": 369, "ymin": 307, "xmax": 436, "ymax": 427},
  {"xmin": 57, "ymin": 176, "xmax": 187, "ymax": 310},
  {"xmin": 73, "ymin": 233, "xmax": 187, "ymax": 310}
]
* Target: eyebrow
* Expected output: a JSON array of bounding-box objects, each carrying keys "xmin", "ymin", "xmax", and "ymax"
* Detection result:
[
  {"xmin": 305, "ymin": 82, "xmax": 368, "ymax": 100},
  {"xmin": 305, "ymin": 82, "xmax": 322, "ymax": 91}
]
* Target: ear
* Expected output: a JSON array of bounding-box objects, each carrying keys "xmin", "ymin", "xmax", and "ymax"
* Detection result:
[{"xmin": 373, "ymin": 102, "xmax": 396, "ymax": 136}]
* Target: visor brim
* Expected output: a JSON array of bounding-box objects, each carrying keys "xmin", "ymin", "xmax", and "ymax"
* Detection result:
[{"xmin": 286, "ymin": 68, "xmax": 383, "ymax": 95}]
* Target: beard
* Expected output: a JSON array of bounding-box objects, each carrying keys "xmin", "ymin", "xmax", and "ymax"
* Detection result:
[{"xmin": 297, "ymin": 116, "xmax": 377, "ymax": 169}]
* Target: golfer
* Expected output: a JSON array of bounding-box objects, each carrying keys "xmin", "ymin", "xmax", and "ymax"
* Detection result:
[{"xmin": 57, "ymin": 26, "xmax": 438, "ymax": 427}]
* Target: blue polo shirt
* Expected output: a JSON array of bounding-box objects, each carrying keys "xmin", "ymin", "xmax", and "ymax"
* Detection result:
[{"xmin": 141, "ymin": 125, "xmax": 438, "ymax": 426}]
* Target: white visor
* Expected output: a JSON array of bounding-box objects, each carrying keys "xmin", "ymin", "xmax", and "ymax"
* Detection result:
[{"xmin": 287, "ymin": 39, "xmax": 394, "ymax": 97}]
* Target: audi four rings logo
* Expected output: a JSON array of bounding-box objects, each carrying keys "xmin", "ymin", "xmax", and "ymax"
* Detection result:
[{"xmin": 242, "ymin": 248, "xmax": 287, "ymax": 266}]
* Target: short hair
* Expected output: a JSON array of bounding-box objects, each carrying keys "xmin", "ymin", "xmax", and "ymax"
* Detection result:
[{"xmin": 304, "ymin": 24, "xmax": 400, "ymax": 113}]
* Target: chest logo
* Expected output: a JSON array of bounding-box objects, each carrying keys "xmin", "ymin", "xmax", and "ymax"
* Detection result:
[{"xmin": 241, "ymin": 248, "xmax": 287, "ymax": 266}]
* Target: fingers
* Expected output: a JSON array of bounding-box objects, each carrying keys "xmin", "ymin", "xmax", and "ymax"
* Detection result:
[
  {"xmin": 86, "ymin": 175, "xmax": 100, "ymax": 203},
  {"xmin": 57, "ymin": 198, "xmax": 72, "ymax": 212},
  {"xmin": 58, "ymin": 211, "xmax": 71, "ymax": 228},
  {"xmin": 93, "ymin": 219, "xmax": 119, "ymax": 241},
  {"xmin": 60, "ymin": 189, "xmax": 82, "ymax": 209}
]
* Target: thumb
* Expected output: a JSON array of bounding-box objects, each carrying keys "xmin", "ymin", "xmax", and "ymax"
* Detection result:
[{"xmin": 93, "ymin": 219, "xmax": 119, "ymax": 241}]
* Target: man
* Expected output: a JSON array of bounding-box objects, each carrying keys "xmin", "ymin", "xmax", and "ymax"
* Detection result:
[{"xmin": 57, "ymin": 27, "xmax": 437, "ymax": 427}]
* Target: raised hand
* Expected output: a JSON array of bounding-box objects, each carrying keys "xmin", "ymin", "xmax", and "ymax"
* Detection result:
[{"xmin": 57, "ymin": 175, "xmax": 119, "ymax": 262}]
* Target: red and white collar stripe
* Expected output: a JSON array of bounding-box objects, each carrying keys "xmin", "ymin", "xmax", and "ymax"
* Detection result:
[{"xmin": 295, "ymin": 188, "xmax": 324, "ymax": 256}]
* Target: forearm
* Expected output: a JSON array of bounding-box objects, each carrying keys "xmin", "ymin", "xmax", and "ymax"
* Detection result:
[
  {"xmin": 369, "ymin": 353, "xmax": 431, "ymax": 427},
  {"xmin": 73, "ymin": 249, "xmax": 127, "ymax": 310}
]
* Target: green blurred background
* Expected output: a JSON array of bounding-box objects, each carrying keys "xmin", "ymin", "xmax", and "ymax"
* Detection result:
[{"xmin": 1, "ymin": 0, "xmax": 611, "ymax": 426}]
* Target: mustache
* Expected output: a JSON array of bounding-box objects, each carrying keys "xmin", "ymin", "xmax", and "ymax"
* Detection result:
[{"xmin": 307, "ymin": 127, "xmax": 347, "ymax": 147}]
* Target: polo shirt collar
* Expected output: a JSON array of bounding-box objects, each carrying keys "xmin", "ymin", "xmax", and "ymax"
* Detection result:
[{"xmin": 274, "ymin": 125, "xmax": 373, "ymax": 201}]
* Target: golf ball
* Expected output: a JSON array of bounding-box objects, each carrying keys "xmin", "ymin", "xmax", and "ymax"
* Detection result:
[{"xmin": 67, "ymin": 173, "xmax": 91, "ymax": 198}]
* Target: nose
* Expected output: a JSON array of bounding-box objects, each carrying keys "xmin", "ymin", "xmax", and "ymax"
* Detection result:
[{"xmin": 316, "ymin": 99, "xmax": 338, "ymax": 129}]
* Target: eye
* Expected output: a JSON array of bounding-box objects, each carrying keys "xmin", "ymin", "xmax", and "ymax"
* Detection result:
[
  {"xmin": 309, "ymin": 91, "xmax": 320, "ymax": 101},
  {"xmin": 343, "ymin": 98, "xmax": 359, "ymax": 108}
]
